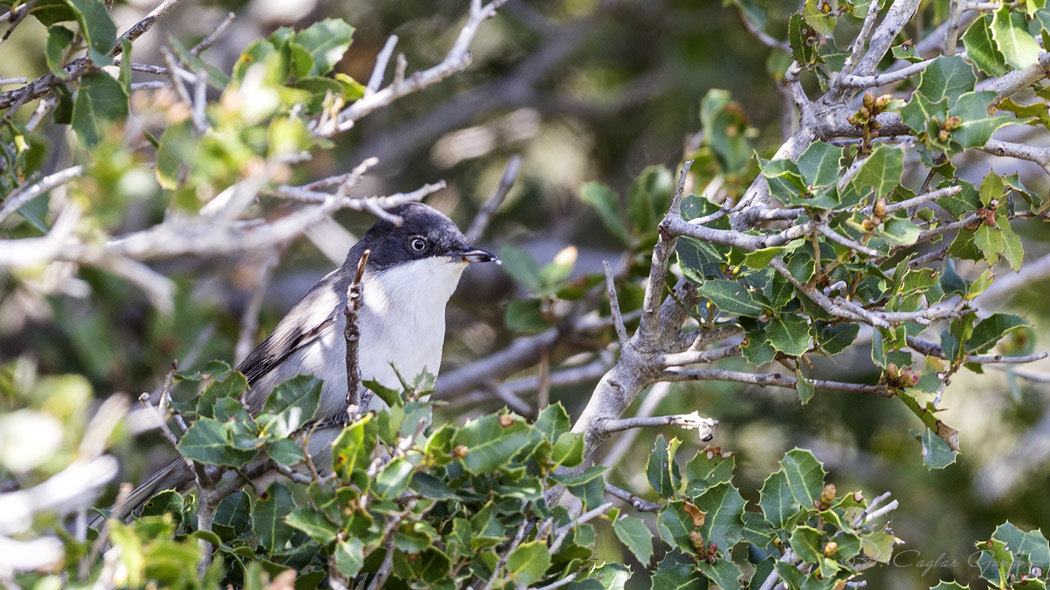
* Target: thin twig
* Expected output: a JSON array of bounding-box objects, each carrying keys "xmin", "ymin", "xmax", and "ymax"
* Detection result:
[
  {"xmin": 190, "ymin": 12, "xmax": 236, "ymax": 57},
  {"xmin": 366, "ymin": 34, "xmax": 400, "ymax": 95},
  {"xmin": 466, "ymin": 154, "xmax": 521, "ymax": 241},
  {"xmin": 345, "ymin": 250, "xmax": 371, "ymax": 410}
]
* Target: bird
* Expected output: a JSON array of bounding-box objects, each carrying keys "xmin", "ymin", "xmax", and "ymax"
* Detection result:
[{"xmin": 99, "ymin": 202, "xmax": 498, "ymax": 523}]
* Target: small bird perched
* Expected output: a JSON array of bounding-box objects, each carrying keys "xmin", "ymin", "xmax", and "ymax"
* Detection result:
[{"xmin": 105, "ymin": 202, "xmax": 497, "ymax": 521}]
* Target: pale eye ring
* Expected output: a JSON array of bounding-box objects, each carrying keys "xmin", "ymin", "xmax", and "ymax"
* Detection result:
[{"xmin": 410, "ymin": 237, "xmax": 428, "ymax": 252}]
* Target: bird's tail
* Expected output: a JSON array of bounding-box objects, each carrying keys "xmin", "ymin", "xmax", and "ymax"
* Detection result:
[{"xmin": 89, "ymin": 459, "xmax": 194, "ymax": 528}]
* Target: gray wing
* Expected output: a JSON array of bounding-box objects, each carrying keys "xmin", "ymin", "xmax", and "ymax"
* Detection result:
[{"xmin": 236, "ymin": 245, "xmax": 361, "ymax": 398}]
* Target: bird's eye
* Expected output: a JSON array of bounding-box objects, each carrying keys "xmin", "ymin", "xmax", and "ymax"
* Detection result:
[{"xmin": 410, "ymin": 237, "xmax": 428, "ymax": 252}]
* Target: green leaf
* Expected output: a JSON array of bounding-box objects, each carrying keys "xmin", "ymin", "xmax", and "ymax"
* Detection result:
[
  {"xmin": 71, "ymin": 72, "xmax": 128, "ymax": 146},
  {"xmin": 650, "ymin": 550, "xmax": 704, "ymax": 590},
  {"xmin": 949, "ymin": 91, "xmax": 1014, "ymax": 150},
  {"xmin": 803, "ymin": 0, "xmax": 839, "ymax": 35},
  {"xmin": 966, "ymin": 313, "xmax": 1027, "ymax": 354},
  {"xmin": 700, "ymin": 279, "xmax": 765, "ymax": 318},
  {"xmin": 657, "ymin": 501, "xmax": 695, "ymax": 554},
  {"xmin": 294, "ymin": 19, "xmax": 354, "ymax": 75},
  {"xmin": 796, "ymin": 370, "xmax": 815, "ymax": 405},
  {"xmin": 197, "ymin": 371, "xmax": 248, "ymax": 418},
  {"xmin": 331, "ymin": 415, "xmax": 376, "ymax": 484},
  {"xmin": 759, "ymin": 470, "xmax": 798, "ymax": 528},
  {"xmin": 914, "ymin": 55, "xmax": 976, "ymax": 106},
  {"xmin": 796, "ymin": 141, "xmax": 843, "ymax": 188},
  {"xmin": 627, "ymin": 165, "xmax": 673, "ymax": 234},
  {"xmin": 992, "ymin": 522, "xmax": 1050, "ymax": 572},
  {"xmin": 881, "ymin": 216, "xmax": 922, "ymax": 246},
  {"xmin": 991, "ymin": 7, "xmax": 1042, "ymax": 69},
  {"xmin": 684, "ymin": 448, "xmax": 735, "ymax": 496},
  {"xmin": 580, "ymin": 182, "xmax": 632, "ymax": 245},
  {"xmin": 535, "ymin": 403, "xmax": 572, "ymax": 441},
  {"xmin": 334, "ymin": 538, "xmax": 364, "ymax": 578},
  {"xmin": 932, "ymin": 575, "xmax": 970, "ymax": 583},
  {"xmin": 892, "ymin": 41, "xmax": 923, "ymax": 62},
  {"xmin": 66, "ymin": 0, "xmax": 117, "ymax": 65},
  {"xmin": 851, "ymin": 145, "xmax": 904, "ymax": 200},
  {"xmin": 176, "ymin": 418, "xmax": 257, "ymax": 466},
  {"xmin": 285, "ymin": 508, "xmax": 339, "ymax": 544},
  {"xmin": 456, "ymin": 418, "xmax": 534, "ymax": 474},
  {"xmin": 140, "ymin": 490, "xmax": 183, "ymax": 519},
  {"xmin": 702, "ymin": 89, "xmax": 754, "ymax": 174},
  {"xmin": 695, "ymin": 482, "xmax": 746, "ymax": 553},
  {"xmin": 213, "ymin": 490, "xmax": 251, "ymax": 539},
  {"xmin": 768, "ymin": 315, "xmax": 812, "ymax": 356},
  {"xmin": 697, "ymin": 557, "xmax": 742, "ymax": 590},
  {"xmin": 506, "ymin": 541, "xmax": 551, "ymax": 586},
  {"xmin": 817, "ymin": 322, "xmax": 859, "ymax": 355},
  {"xmin": 268, "ymin": 439, "xmax": 304, "ymax": 466},
  {"xmin": 760, "ymin": 157, "xmax": 807, "ymax": 204},
  {"xmin": 253, "ymin": 482, "xmax": 295, "ymax": 553},
  {"xmin": 963, "ymin": 15, "xmax": 1010, "ymax": 76},
  {"xmin": 779, "ymin": 449, "xmax": 825, "ymax": 509},
  {"xmin": 742, "ymin": 336, "xmax": 777, "ymax": 366},
  {"xmin": 921, "ymin": 427, "xmax": 959, "ymax": 469},
  {"xmin": 374, "ymin": 457, "xmax": 414, "ymax": 499},
  {"xmin": 613, "ymin": 517, "xmax": 654, "ymax": 565},
  {"xmin": 45, "ymin": 25, "xmax": 75, "ymax": 75},
  {"xmin": 498, "ymin": 245, "xmax": 542, "ymax": 291},
  {"xmin": 647, "ymin": 435, "xmax": 682, "ymax": 498},
  {"xmin": 258, "ymin": 375, "xmax": 321, "ymax": 438}
]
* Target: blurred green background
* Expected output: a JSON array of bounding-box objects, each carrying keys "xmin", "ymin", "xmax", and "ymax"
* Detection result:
[{"xmin": 2, "ymin": 0, "xmax": 1050, "ymax": 588}]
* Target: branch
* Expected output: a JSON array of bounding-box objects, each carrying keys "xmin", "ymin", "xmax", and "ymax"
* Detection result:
[
  {"xmin": 838, "ymin": 58, "xmax": 934, "ymax": 89},
  {"xmin": 321, "ymin": 0, "xmax": 509, "ymax": 136},
  {"xmin": 906, "ymin": 336, "xmax": 1049, "ymax": 365},
  {"xmin": 658, "ymin": 367, "xmax": 892, "ymax": 397},
  {"xmin": 604, "ymin": 482, "xmax": 662, "ymax": 512},
  {"xmin": 0, "ymin": 0, "xmax": 188, "ymax": 109},
  {"xmin": 0, "ymin": 165, "xmax": 84, "ymax": 224},
  {"xmin": 466, "ymin": 154, "xmax": 521, "ymax": 241},
  {"xmin": 600, "ymin": 411, "xmax": 719, "ymax": 441},
  {"xmin": 366, "ymin": 35, "xmax": 400, "ymax": 95},
  {"xmin": 345, "ymin": 249, "xmax": 370, "ymax": 410}
]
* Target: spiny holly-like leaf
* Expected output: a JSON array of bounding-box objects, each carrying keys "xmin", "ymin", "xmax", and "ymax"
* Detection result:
[
  {"xmin": 259, "ymin": 374, "xmax": 321, "ymax": 438},
  {"xmin": 613, "ymin": 517, "xmax": 654, "ymax": 565},
  {"xmin": 697, "ymin": 557, "xmax": 742, "ymax": 590},
  {"xmin": 796, "ymin": 141, "xmax": 844, "ymax": 188},
  {"xmin": 700, "ymin": 279, "xmax": 765, "ymax": 318},
  {"xmin": 694, "ymin": 482, "xmax": 746, "ymax": 554},
  {"xmin": 851, "ymin": 144, "xmax": 904, "ymax": 200},
  {"xmin": 768, "ymin": 315, "xmax": 812, "ymax": 357},
  {"xmin": 779, "ymin": 449, "xmax": 825, "ymax": 508},
  {"xmin": 992, "ymin": 522, "xmax": 1050, "ymax": 573},
  {"xmin": 506, "ymin": 541, "xmax": 551, "ymax": 586},
  {"xmin": 176, "ymin": 418, "xmax": 257, "ymax": 466},
  {"xmin": 966, "ymin": 313, "xmax": 1027, "ymax": 354},
  {"xmin": 948, "ymin": 91, "xmax": 1014, "ymax": 150},
  {"xmin": 963, "ymin": 15, "xmax": 1010, "ymax": 76},
  {"xmin": 914, "ymin": 55, "xmax": 976, "ymax": 106},
  {"xmin": 920, "ymin": 427, "xmax": 959, "ymax": 469},
  {"xmin": 651, "ymin": 550, "xmax": 704, "ymax": 590},
  {"xmin": 990, "ymin": 7, "xmax": 1042, "ymax": 69},
  {"xmin": 253, "ymin": 482, "xmax": 296, "ymax": 553},
  {"xmin": 759, "ymin": 470, "xmax": 797, "ymax": 528}
]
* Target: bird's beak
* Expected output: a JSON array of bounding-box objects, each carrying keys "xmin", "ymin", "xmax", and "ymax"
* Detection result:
[{"xmin": 452, "ymin": 245, "xmax": 499, "ymax": 264}]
